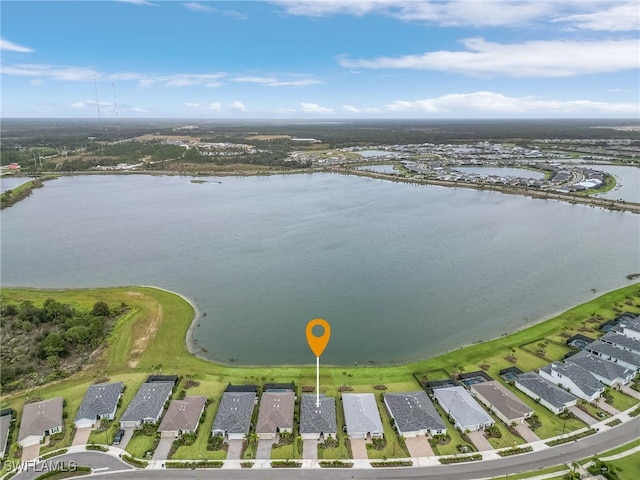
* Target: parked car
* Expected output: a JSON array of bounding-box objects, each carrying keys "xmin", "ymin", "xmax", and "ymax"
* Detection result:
[{"xmin": 113, "ymin": 429, "xmax": 125, "ymax": 445}]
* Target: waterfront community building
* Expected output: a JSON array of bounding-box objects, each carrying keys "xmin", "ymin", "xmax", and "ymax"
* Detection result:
[
  {"xmin": 120, "ymin": 381, "xmax": 174, "ymax": 429},
  {"xmin": 299, "ymin": 394, "xmax": 337, "ymax": 441},
  {"xmin": 383, "ymin": 391, "xmax": 446, "ymax": 437},
  {"xmin": 158, "ymin": 395, "xmax": 207, "ymax": 438},
  {"xmin": 256, "ymin": 391, "xmax": 295, "ymax": 440},
  {"xmin": 211, "ymin": 387, "xmax": 257, "ymax": 441},
  {"xmin": 566, "ymin": 351, "xmax": 635, "ymax": 387},
  {"xmin": 432, "ymin": 386, "xmax": 494, "ymax": 432},
  {"xmin": 342, "ymin": 393, "xmax": 384, "ymax": 440},
  {"xmin": 539, "ymin": 362, "xmax": 604, "ymax": 403},
  {"xmin": 515, "ymin": 372, "xmax": 578, "ymax": 414},
  {"xmin": 17, "ymin": 397, "xmax": 64, "ymax": 447},
  {"xmin": 74, "ymin": 382, "xmax": 124, "ymax": 429},
  {"xmin": 470, "ymin": 381, "xmax": 534, "ymax": 425}
]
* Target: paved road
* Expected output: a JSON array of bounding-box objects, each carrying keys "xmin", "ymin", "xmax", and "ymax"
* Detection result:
[
  {"xmin": 81, "ymin": 415, "xmax": 640, "ymax": 479},
  {"xmin": 11, "ymin": 452, "xmax": 132, "ymax": 480}
]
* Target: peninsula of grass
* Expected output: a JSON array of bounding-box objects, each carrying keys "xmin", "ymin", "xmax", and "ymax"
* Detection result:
[
  {"xmin": 0, "ymin": 283, "xmax": 639, "ymax": 465},
  {"xmin": 0, "ymin": 175, "xmax": 57, "ymax": 209}
]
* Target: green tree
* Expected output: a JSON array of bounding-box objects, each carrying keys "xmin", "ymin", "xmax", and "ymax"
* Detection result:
[
  {"xmin": 92, "ymin": 301, "xmax": 111, "ymax": 317},
  {"xmin": 41, "ymin": 333, "xmax": 67, "ymax": 358}
]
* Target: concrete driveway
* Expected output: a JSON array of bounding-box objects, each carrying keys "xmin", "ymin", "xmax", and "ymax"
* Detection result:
[
  {"xmin": 152, "ymin": 437, "xmax": 174, "ymax": 461},
  {"xmin": 596, "ymin": 398, "xmax": 620, "ymax": 415},
  {"xmin": 404, "ymin": 436, "xmax": 434, "ymax": 457},
  {"xmin": 21, "ymin": 444, "xmax": 40, "ymax": 462},
  {"xmin": 256, "ymin": 439, "xmax": 273, "ymax": 460},
  {"xmin": 226, "ymin": 439, "xmax": 243, "ymax": 460},
  {"xmin": 302, "ymin": 439, "xmax": 317, "ymax": 459},
  {"xmin": 569, "ymin": 406, "xmax": 597, "ymax": 426},
  {"xmin": 350, "ymin": 438, "xmax": 368, "ymax": 459},
  {"xmin": 119, "ymin": 428, "xmax": 136, "ymax": 449},
  {"xmin": 467, "ymin": 431, "xmax": 493, "ymax": 451},
  {"xmin": 514, "ymin": 423, "xmax": 540, "ymax": 442},
  {"xmin": 72, "ymin": 427, "xmax": 93, "ymax": 446}
]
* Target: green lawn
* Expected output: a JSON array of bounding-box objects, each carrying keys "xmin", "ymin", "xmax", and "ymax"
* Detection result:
[
  {"xmin": 126, "ymin": 434, "xmax": 156, "ymax": 458},
  {"xmin": 606, "ymin": 389, "xmax": 638, "ymax": 412},
  {"xmin": 1, "ymin": 283, "xmax": 639, "ymax": 465},
  {"xmin": 485, "ymin": 422, "xmax": 526, "ymax": 450},
  {"xmin": 597, "ymin": 452, "xmax": 640, "ymax": 480}
]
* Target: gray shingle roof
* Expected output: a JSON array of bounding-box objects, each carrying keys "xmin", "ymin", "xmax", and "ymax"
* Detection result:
[
  {"xmin": 211, "ymin": 392, "xmax": 255, "ymax": 436},
  {"xmin": 75, "ymin": 382, "xmax": 123, "ymax": 423},
  {"xmin": 158, "ymin": 395, "xmax": 207, "ymax": 433},
  {"xmin": 342, "ymin": 393, "xmax": 383, "ymax": 436},
  {"xmin": 256, "ymin": 392, "xmax": 295, "ymax": 435},
  {"xmin": 383, "ymin": 391, "xmax": 445, "ymax": 434},
  {"xmin": 433, "ymin": 386, "xmax": 493, "ymax": 430},
  {"xmin": 567, "ymin": 351, "xmax": 633, "ymax": 382},
  {"xmin": 515, "ymin": 372, "xmax": 577, "ymax": 409},
  {"xmin": 18, "ymin": 397, "xmax": 63, "ymax": 442},
  {"xmin": 540, "ymin": 362, "xmax": 603, "ymax": 398},
  {"xmin": 600, "ymin": 332, "xmax": 640, "ymax": 355},
  {"xmin": 586, "ymin": 340, "xmax": 640, "ymax": 368},
  {"xmin": 622, "ymin": 315, "xmax": 640, "ymax": 332},
  {"xmin": 470, "ymin": 381, "xmax": 533, "ymax": 422},
  {"xmin": 0, "ymin": 413, "xmax": 12, "ymax": 457},
  {"xmin": 300, "ymin": 394, "xmax": 337, "ymax": 436},
  {"xmin": 120, "ymin": 382, "xmax": 173, "ymax": 423}
]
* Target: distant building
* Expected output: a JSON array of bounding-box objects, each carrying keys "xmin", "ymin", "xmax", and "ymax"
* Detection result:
[
  {"xmin": 539, "ymin": 362, "xmax": 604, "ymax": 403},
  {"xmin": 567, "ymin": 351, "xmax": 634, "ymax": 387},
  {"xmin": 0, "ymin": 409, "xmax": 13, "ymax": 459}
]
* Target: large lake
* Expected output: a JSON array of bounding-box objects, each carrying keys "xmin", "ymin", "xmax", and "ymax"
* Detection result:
[{"xmin": 1, "ymin": 174, "xmax": 638, "ymax": 365}]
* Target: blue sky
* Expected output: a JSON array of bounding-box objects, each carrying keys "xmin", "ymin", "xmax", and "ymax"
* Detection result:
[{"xmin": 1, "ymin": 0, "xmax": 639, "ymax": 118}]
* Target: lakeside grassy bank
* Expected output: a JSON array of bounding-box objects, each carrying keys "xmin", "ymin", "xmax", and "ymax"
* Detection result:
[
  {"xmin": 0, "ymin": 175, "xmax": 57, "ymax": 210},
  {"xmin": 1, "ymin": 283, "xmax": 639, "ymax": 462}
]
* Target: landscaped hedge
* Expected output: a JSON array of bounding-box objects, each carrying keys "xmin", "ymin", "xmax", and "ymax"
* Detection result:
[
  {"xmin": 39, "ymin": 449, "xmax": 69, "ymax": 460},
  {"xmin": 371, "ymin": 460, "xmax": 413, "ymax": 467},
  {"xmin": 319, "ymin": 460, "xmax": 354, "ymax": 468},
  {"xmin": 628, "ymin": 406, "xmax": 640, "ymax": 417},
  {"xmin": 121, "ymin": 454, "xmax": 148, "ymax": 468},
  {"xmin": 240, "ymin": 461, "xmax": 254, "ymax": 468},
  {"xmin": 438, "ymin": 454, "xmax": 483, "ymax": 464},
  {"xmin": 165, "ymin": 461, "xmax": 223, "ymax": 468},
  {"xmin": 271, "ymin": 460, "xmax": 302, "ymax": 468},
  {"xmin": 86, "ymin": 444, "xmax": 108, "ymax": 452},
  {"xmin": 497, "ymin": 446, "xmax": 533, "ymax": 457},
  {"xmin": 545, "ymin": 428, "xmax": 597, "ymax": 446}
]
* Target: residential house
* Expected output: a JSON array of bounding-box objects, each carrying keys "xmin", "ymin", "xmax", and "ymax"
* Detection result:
[
  {"xmin": 383, "ymin": 391, "xmax": 446, "ymax": 437},
  {"xmin": 74, "ymin": 382, "xmax": 124, "ymax": 429},
  {"xmin": 17, "ymin": 398, "xmax": 64, "ymax": 447},
  {"xmin": 515, "ymin": 372, "xmax": 577, "ymax": 414},
  {"xmin": 255, "ymin": 392, "xmax": 295, "ymax": 440},
  {"xmin": 432, "ymin": 386, "xmax": 494, "ymax": 432},
  {"xmin": 566, "ymin": 351, "xmax": 634, "ymax": 387},
  {"xmin": 342, "ymin": 393, "xmax": 384, "ymax": 439},
  {"xmin": 470, "ymin": 381, "xmax": 534, "ymax": 425},
  {"xmin": 299, "ymin": 394, "xmax": 337, "ymax": 441},
  {"xmin": 620, "ymin": 316, "xmax": 640, "ymax": 340},
  {"xmin": 539, "ymin": 362, "xmax": 604, "ymax": 403},
  {"xmin": 600, "ymin": 332, "xmax": 640, "ymax": 356},
  {"xmin": 120, "ymin": 381, "xmax": 173, "ymax": 429},
  {"xmin": 211, "ymin": 391, "xmax": 256, "ymax": 441},
  {"xmin": 0, "ymin": 409, "xmax": 13, "ymax": 458},
  {"xmin": 158, "ymin": 395, "xmax": 207, "ymax": 438},
  {"xmin": 585, "ymin": 340, "xmax": 640, "ymax": 371}
]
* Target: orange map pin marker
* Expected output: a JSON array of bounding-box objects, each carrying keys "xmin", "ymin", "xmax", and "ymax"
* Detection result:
[{"xmin": 306, "ymin": 318, "xmax": 331, "ymax": 357}]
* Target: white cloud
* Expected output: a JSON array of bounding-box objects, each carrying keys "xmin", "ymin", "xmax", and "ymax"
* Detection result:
[
  {"xmin": 116, "ymin": 0, "xmax": 159, "ymax": 6},
  {"xmin": 30, "ymin": 79, "xmax": 44, "ymax": 87},
  {"xmin": 343, "ymin": 104, "xmax": 360, "ymax": 113},
  {"xmin": 340, "ymin": 38, "xmax": 640, "ymax": 77},
  {"xmin": 300, "ymin": 102, "xmax": 333, "ymax": 113},
  {"xmin": 182, "ymin": 2, "xmax": 214, "ymax": 13},
  {"xmin": 233, "ymin": 75, "xmax": 321, "ymax": 87},
  {"xmin": 382, "ymin": 91, "xmax": 639, "ymax": 116},
  {"xmin": 2, "ymin": 64, "xmax": 96, "ymax": 81},
  {"xmin": 273, "ymin": 1, "xmax": 556, "ymax": 27},
  {"xmin": 71, "ymin": 99, "xmax": 110, "ymax": 110},
  {"xmin": 553, "ymin": 1, "xmax": 640, "ymax": 31},
  {"xmin": 1, "ymin": 38, "xmax": 34, "ymax": 53},
  {"xmin": 229, "ymin": 101, "xmax": 247, "ymax": 112}
]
